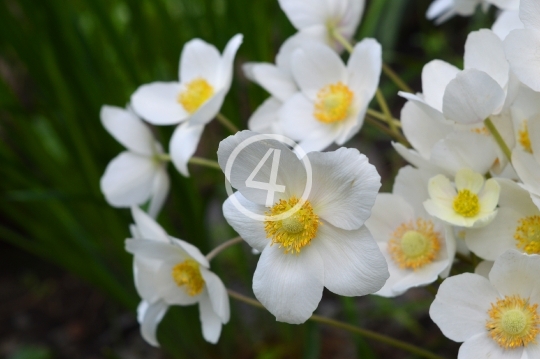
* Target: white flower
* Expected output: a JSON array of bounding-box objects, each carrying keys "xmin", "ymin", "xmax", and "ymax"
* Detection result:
[
  {"xmin": 99, "ymin": 105, "xmax": 169, "ymax": 218},
  {"xmin": 126, "ymin": 206, "xmax": 230, "ymax": 346},
  {"xmin": 280, "ymin": 39, "xmax": 381, "ymax": 152},
  {"xmin": 427, "ymin": 0, "xmax": 518, "ymax": 24},
  {"xmin": 465, "ymin": 178, "xmax": 540, "ymax": 260},
  {"xmin": 504, "ymin": 0, "xmax": 540, "ymax": 92},
  {"xmin": 430, "ymin": 250, "xmax": 540, "ymax": 359},
  {"xmin": 366, "ymin": 166, "xmax": 455, "ymax": 297},
  {"xmin": 218, "ymin": 131, "xmax": 388, "ymax": 324},
  {"xmin": 492, "ymin": 10, "xmax": 524, "ymax": 40},
  {"xmin": 512, "ymin": 116, "xmax": 540, "ymax": 209},
  {"xmin": 131, "ymin": 35, "xmax": 243, "ymax": 176},
  {"xmin": 277, "ymin": 0, "xmax": 365, "ymax": 52},
  {"xmin": 424, "ymin": 168, "xmax": 500, "ymax": 228}
]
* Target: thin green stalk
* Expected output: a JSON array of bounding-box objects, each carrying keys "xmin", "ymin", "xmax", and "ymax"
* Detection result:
[
  {"xmin": 484, "ymin": 118, "xmax": 512, "ymax": 161},
  {"xmin": 330, "ymin": 27, "xmax": 354, "ymax": 53},
  {"xmin": 206, "ymin": 236, "xmax": 243, "ymax": 261},
  {"xmin": 382, "ymin": 63, "xmax": 413, "ymax": 93},
  {"xmin": 366, "ymin": 109, "xmax": 401, "ymax": 128},
  {"xmin": 365, "ymin": 116, "xmax": 410, "ymax": 147},
  {"xmin": 227, "ymin": 289, "xmax": 446, "ymax": 359},
  {"xmin": 188, "ymin": 157, "xmax": 222, "ymax": 171},
  {"xmin": 216, "ymin": 113, "xmax": 239, "ymax": 134},
  {"xmin": 375, "ymin": 89, "xmax": 398, "ymax": 134}
]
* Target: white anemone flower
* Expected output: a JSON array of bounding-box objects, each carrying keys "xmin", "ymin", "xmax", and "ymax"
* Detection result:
[
  {"xmin": 465, "ymin": 179, "xmax": 540, "ymax": 260},
  {"xmin": 504, "ymin": 0, "xmax": 540, "ymax": 92},
  {"xmin": 280, "ymin": 40, "xmax": 381, "ymax": 152},
  {"xmin": 424, "ymin": 168, "xmax": 500, "ymax": 228},
  {"xmin": 277, "ymin": 0, "xmax": 365, "ymax": 52},
  {"xmin": 100, "ymin": 105, "xmax": 169, "ymax": 218},
  {"xmin": 430, "ymin": 250, "xmax": 540, "ymax": 359},
  {"xmin": 131, "ymin": 34, "xmax": 243, "ymax": 176},
  {"xmin": 366, "ymin": 166, "xmax": 455, "ymax": 297},
  {"xmin": 126, "ymin": 206, "xmax": 229, "ymax": 346},
  {"xmin": 512, "ymin": 117, "xmax": 540, "ymax": 209},
  {"xmin": 218, "ymin": 131, "xmax": 388, "ymax": 324}
]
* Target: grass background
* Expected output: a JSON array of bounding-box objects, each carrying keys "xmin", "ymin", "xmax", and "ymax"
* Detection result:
[{"xmin": 0, "ymin": 0, "xmax": 494, "ymax": 357}]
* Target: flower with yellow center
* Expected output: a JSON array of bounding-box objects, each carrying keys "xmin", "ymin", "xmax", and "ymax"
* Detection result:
[
  {"xmin": 131, "ymin": 34, "xmax": 243, "ymax": 177},
  {"xmin": 220, "ymin": 131, "xmax": 388, "ymax": 324},
  {"xmin": 126, "ymin": 206, "xmax": 230, "ymax": 346},
  {"xmin": 430, "ymin": 250, "xmax": 540, "ymax": 359},
  {"xmin": 281, "ymin": 39, "xmax": 381, "ymax": 152},
  {"xmin": 424, "ymin": 168, "xmax": 500, "ymax": 228},
  {"xmin": 518, "ymin": 120, "xmax": 533, "ymax": 153}
]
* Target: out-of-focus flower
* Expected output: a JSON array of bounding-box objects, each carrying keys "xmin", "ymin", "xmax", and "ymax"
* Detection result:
[
  {"xmin": 427, "ymin": 0, "xmax": 519, "ymax": 24},
  {"xmin": 131, "ymin": 35, "xmax": 243, "ymax": 176},
  {"xmin": 219, "ymin": 131, "xmax": 388, "ymax": 324},
  {"xmin": 100, "ymin": 105, "xmax": 169, "ymax": 218},
  {"xmin": 492, "ymin": 10, "xmax": 524, "ymax": 40},
  {"xmin": 512, "ymin": 117, "xmax": 540, "ymax": 209},
  {"xmin": 424, "ymin": 168, "xmax": 500, "ymax": 228},
  {"xmin": 126, "ymin": 206, "xmax": 230, "ymax": 346},
  {"xmin": 280, "ymin": 40, "xmax": 381, "ymax": 152},
  {"xmin": 430, "ymin": 250, "xmax": 540, "ymax": 359}
]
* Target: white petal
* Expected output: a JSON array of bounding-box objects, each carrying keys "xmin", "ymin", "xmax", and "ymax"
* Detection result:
[
  {"xmin": 275, "ymin": 32, "xmax": 318, "ymax": 73},
  {"xmin": 459, "ymin": 332, "xmax": 523, "ymax": 359},
  {"xmin": 222, "ymin": 192, "xmax": 268, "ymax": 252},
  {"xmin": 186, "ymin": 89, "xmax": 227, "ymax": 126},
  {"xmin": 138, "ymin": 300, "xmax": 168, "ymax": 347},
  {"xmin": 443, "ymin": 69, "xmax": 505, "ymax": 124},
  {"xmin": 492, "ymin": 10, "xmax": 524, "ymax": 40},
  {"xmin": 134, "ymin": 257, "xmax": 162, "ymax": 302},
  {"xmin": 248, "ymin": 97, "xmax": 283, "ymax": 135},
  {"xmin": 253, "ymin": 244, "xmax": 324, "ymax": 324},
  {"xmin": 307, "ymin": 148, "xmax": 381, "ymax": 230},
  {"xmin": 393, "ymin": 166, "xmax": 435, "ymax": 217},
  {"xmin": 429, "ymin": 273, "xmax": 499, "ymax": 342},
  {"xmin": 295, "ymin": 129, "xmax": 337, "ymax": 153},
  {"xmin": 251, "ymin": 64, "xmax": 298, "ymax": 102},
  {"xmin": 180, "ymin": 38, "xmax": 221, "ymax": 85},
  {"xmin": 100, "ymin": 152, "xmax": 157, "ymax": 207},
  {"xmin": 374, "ymin": 243, "xmax": 409, "ymax": 297},
  {"xmin": 525, "ymin": 344, "xmax": 540, "ymax": 359},
  {"xmin": 101, "ymin": 105, "xmax": 155, "ymax": 156},
  {"xmin": 312, "ymin": 224, "xmax": 389, "ymax": 296},
  {"xmin": 464, "ymin": 29, "xmax": 509, "ymax": 88},
  {"xmin": 426, "ymin": 0, "xmax": 453, "ymax": 21},
  {"xmin": 125, "ymin": 239, "xmax": 182, "ymax": 261},
  {"xmin": 169, "ymin": 237, "xmax": 209, "ymax": 268},
  {"xmin": 169, "ymin": 122, "xmax": 205, "ymax": 177},
  {"xmin": 198, "ymin": 293, "xmax": 223, "ymax": 344},
  {"xmin": 392, "ymin": 142, "xmax": 448, "ymax": 175},
  {"xmin": 155, "ymin": 258, "xmax": 202, "ymax": 306},
  {"xmin": 131, "ymin": 205, "xmax": 170, "ymax": 243},
  {"xmin": 347, "ymin": 38, "xmax": 381, "ymax": 102},
  {"xmin": 131, "ymin": 82, "xmax": 188, "ymax": 125},
  {"xmin": 365, "ymin": 193, "xmax": 416, "ymax": 243},
  {"xmin": 455, "ymin": 168, "xmax": 484, "ymax": 193},
  {"xmin": 217, "ymin": 130, "xmax": 307, "ymax": 205},
  {"xmin": 489, "ymin": 249, "xmax": 540, "ymax": 300},
  {"xmin": 520, "ymin": 0, "xmax": 540, "ymax": 30},
  {"xmin": 200, "ymin": 268, "xmax": 230, "ymax": 323},
  {"xmin": 393, "ymin": 260, "xmax": 449, "ymax": 293},
  {"xmin": 512, "ymin": 149, "xmax": 540, "ymax": 197},
  {"xmin": 496, "ymin": 178, "xmax": 540, "ymax": 215},
  {"xmin": 422, "ymin": 59, "xmax": 460, "ymax": 111},
  {"xmin": 504, "ymin": 29, "xmax": 540, "ymax": 92},
  {"xmin": 277, "ymin": 0, "xmax": 327, "ymax": 30},
  {"xmin": 147, "ymin": 167, "xmax": 170, "ymax": 218},
  {"xmin": 216, "ymin": 34, "xmax": 243, "ymax": 89},
  {"xmin": 478, "ymin": 178, "xmax": 501, "ymax": 213},
  {"xmin": 291, "ymin": 43, "xmax": 347, "ymax": 101},
  {"xmin": 529, "ymin": 117, "xmax": 540, "ymax": 160},
  {"xmin": 474, "ymin": 260, "xmax": 494, "ymax": 278}
]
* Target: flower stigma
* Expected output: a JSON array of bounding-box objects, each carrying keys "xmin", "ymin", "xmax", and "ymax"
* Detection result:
[
  {"xmin": 178, "ymin": 78, "xmax": 214, "ymax": 113},
  {"xmin": 388, "ymin": 218, "xmax": 441, "ymax": 270},
  {"xmin": 486, "ymin": 295, "xmax": 540, "ymax": 349},
  {"xmin": 453, "ymin": 189, "xmax": 480, "ymax": 217},
  {"xmin": 514, "ymin": 215, "xmax": 540, "ymax": 254},
  {"xmin": 519, "ymin": 120, "xmax": 532, "ymax": 153},
  {"xmin": 264, "ymin": 196, "xmax": 320, "ymax": 254},
  {"xmin": 171, "ymin": 259, "xmax": 205, "ymax": 296},
  {"xmin": 314, "ymin": 82, "xmax": 354, "ymax": 124}
]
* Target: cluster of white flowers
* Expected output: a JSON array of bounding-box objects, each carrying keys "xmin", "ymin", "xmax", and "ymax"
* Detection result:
[{"xmin": 97, "ymin": 0, "xmax": 540, "ymax": 356}]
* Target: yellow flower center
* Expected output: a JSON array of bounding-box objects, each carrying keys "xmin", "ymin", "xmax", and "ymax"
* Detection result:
[
  {"xmin": 486, "ymin": 295, "xmax": 540, "ymax": 349},
  {"xmin": 388, "ymin": 218, "xmax": 442, "ymax": 270},
  {"xmin": 519, "ymin": 120, "xmax": 532, "ymax": 153},
  {"xmin": 471, "ymin": 126, "xmax": 490, "ymax": 136},
  {"xmin": 453, "ymin": 189, "xmax": 480, "ymax": 217},
  {"xmin": 313, "ymin": 82, "xmax": 354, "ymax": 124},
  {"xmin": 264, "ymin": 196, "xmax": 320, "ymax": 254},
  {"xmin": 514, "ymin": 215, "xmax": 540, "ymax": 254},
  {"xmin": 177, "ymin": 78, "xmax": 214, "ymax": 113},
  {"xmin": 171, "ymin": 259, "xmax": 205, "ymax": 296}
]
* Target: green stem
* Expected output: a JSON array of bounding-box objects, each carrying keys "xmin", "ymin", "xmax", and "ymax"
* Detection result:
[
  {"xmin": 206, "ymin": 236, "xmax": 243, "ymax": 261},
  {"xmin": 216, "ymin": 113, "xmax": 239, "ymax": 134},
  {"xmin": 329, "ymin": 27, "xmax": 354, "ymax": 53},
  {"xmin": 382, "ymin": 63, "xmax": 413, "ymax": 93},
  {"xmin": 484, "ymin": 118, "xmax": 512, "ymax": 162},
  {"xmin": 188, "ymin": 156, "xmax": 222, "ymax": 171},
  {"xmin": 366, "ymin": 109, "xmax": 401, "ymax": 128},
  {"xmin": 365, "ymin": 116, "xmax": 410, "ymax": 147},
  {"xmin": 376, "ymin": 88, "xmax": 399, "ymax": 134},
  {"xmin": 227, "ymin": 289, "xmax": 446, "ymax": 359}
]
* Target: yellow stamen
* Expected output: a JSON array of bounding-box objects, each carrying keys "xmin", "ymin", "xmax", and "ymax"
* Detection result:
[
  {"xmin": 171, "ymin": 259, "xmax": 205, "ymax": 296},
  {"xmin": 177, "ymin": 78, "xmax": 214, "ymax": 113},
  {"xmin": 514, "ymin": 215, "xmax": 540, "ymax": 254},
  {"xmin": 471, "ymin": 126, "xmax": 490, "ymax": 136},
  {"xmin": 519, "ymin": 120, "xmax": 532, "ymax": 153},
  {"xmin": 264, "ymin": 196, "xmax": 320, "ymax": 254},
  {"xmin": 314, "ymin": 82, "xmax": 354, "ymax": 124},
  {"xmin": 486, "ymin": 295, "xmax": 540, "ymax": 349},
  {"xmin": 453, "ymin": 189, "xmax": 480, "ymax": 217},
  {"xmin": 388, "ymin": 218, "xmax": 442, "ymax": 270}
]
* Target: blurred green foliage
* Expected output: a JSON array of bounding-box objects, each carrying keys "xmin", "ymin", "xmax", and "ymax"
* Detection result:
[{"xmin": 0, "ymin": 0, "xmax": 495, "ymax": 357}]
